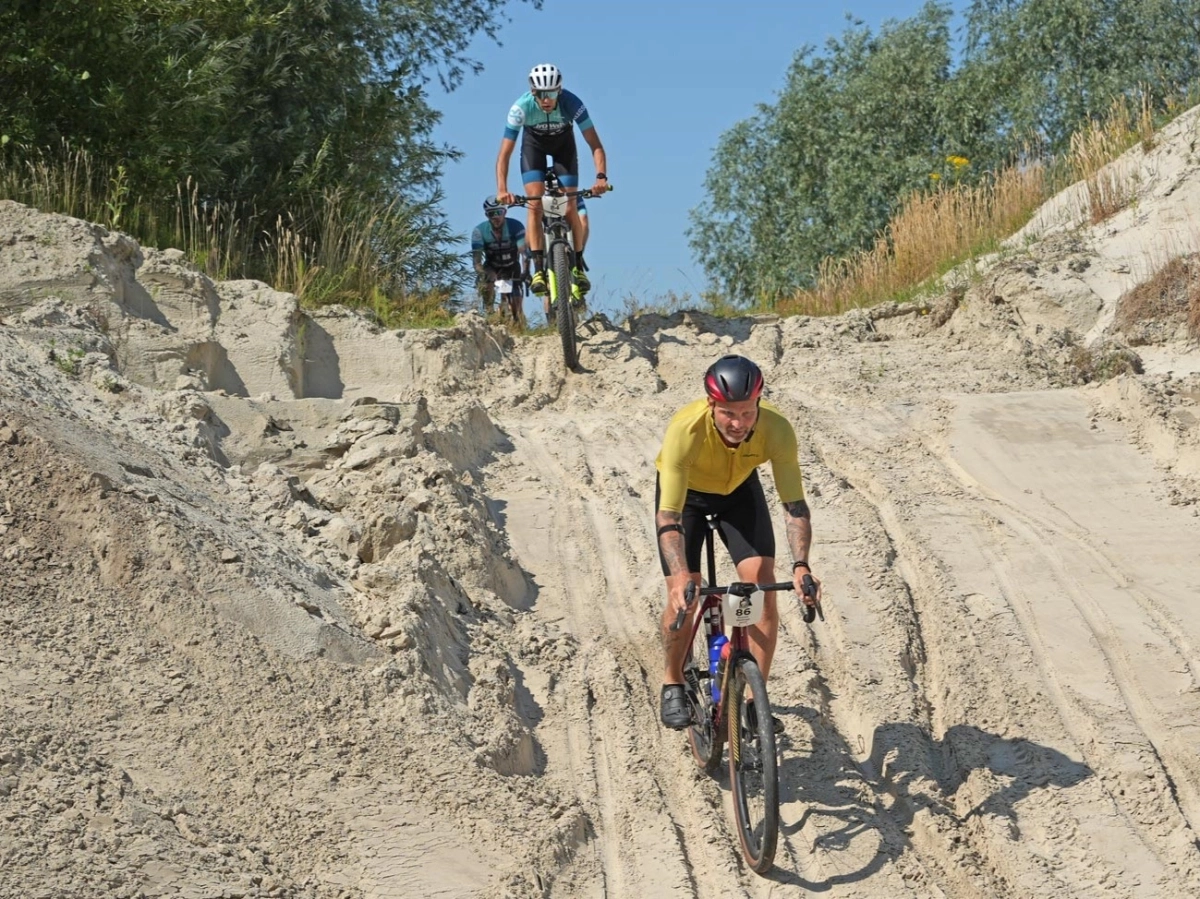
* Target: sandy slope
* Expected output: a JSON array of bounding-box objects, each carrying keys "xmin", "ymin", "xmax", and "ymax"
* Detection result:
[{"xmin": 2, "ymin": 108, "xmax": 1200, "ymax": 898}]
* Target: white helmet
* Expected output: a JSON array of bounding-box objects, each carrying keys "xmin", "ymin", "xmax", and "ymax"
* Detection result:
[{"xmin": 528, "ymin": 64, "xmax": 562, "ymax": 92}]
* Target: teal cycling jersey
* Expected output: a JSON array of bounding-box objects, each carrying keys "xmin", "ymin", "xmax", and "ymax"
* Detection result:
[
  {"xmin": 504, "ymin": 89, "xmax": 595, "ymax": 142},
  {"xmin": 471, "ymin": 217, "xmax": 526, "ymax": 273}
]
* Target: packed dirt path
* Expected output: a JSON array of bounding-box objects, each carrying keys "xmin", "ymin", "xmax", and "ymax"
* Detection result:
[{"xmin": 3, "ymin": 107, "xmax": 1200, "ymax": 898}]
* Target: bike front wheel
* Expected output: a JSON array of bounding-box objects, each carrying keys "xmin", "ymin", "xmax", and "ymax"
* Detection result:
[
  {"xmin": 727, "ymin": 655, "xmax": 779, "ymax": 874},
  {"xmin": 549, "ymin": 242, "xmax": 578, "ymax": 370}
]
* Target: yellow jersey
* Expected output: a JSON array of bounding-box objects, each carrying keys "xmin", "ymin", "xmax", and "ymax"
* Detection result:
[{"xmin": 655, "ymin": 398, "xmax": 805, "ymax": 513}]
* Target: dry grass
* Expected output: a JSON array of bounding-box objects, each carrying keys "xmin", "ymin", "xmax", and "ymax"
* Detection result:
[
  {"xmin": 1192, "ymin": 280, "xmax": 1200, "ymax": 341},
  {"xmin": 166, "ymin": 179, "xmax": 249, "ymax": 281},
  {"xmin": 1117, "ymin": 254, "xmax": 1200, "ymax": 340},
  {"xmin": 0, "ymin": 143, "xmax": 107, "ymax": 225},
  {"xmin": 1066, "ymin": 92, "xmax": 1155, "ymax": 224},
  {"xmin": 776, "ymin": 89, "xmax": 1168, "ymax": 319},
  {"xmin": 0, "ymin": 144, "xmax": 451, "ymax": 324},
  {"xmin": 778, "ymin": 161, "xmax": 1047, "ymax": 317},
  {"xmin": 621, "ymin": 288, "xmax": 739, "ymax": 320},
  {"xmin": 1065, "ymin": 341, "xmax": 1144, "ymax": 383}
]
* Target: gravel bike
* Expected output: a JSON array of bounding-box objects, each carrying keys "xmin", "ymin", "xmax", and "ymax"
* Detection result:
[
  {"xmin": 509, "ymin": 175, "xmax": 610, "ymax": 370},
  {"xmin": 671, "ymin": 514, "xmax": 820, "ymax": 874}
]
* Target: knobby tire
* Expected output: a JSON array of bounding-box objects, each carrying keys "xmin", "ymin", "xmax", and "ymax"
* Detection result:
[
  {"xmin": 727, "ymin": 656, "xmax": 779, "ymax": 873},
  {"xmin": 685, "ymin": 619, "xmax": 724, "ymax": 774},
  {"xmin": 550, "ymin": 242, "xmax": 577, "ymax": 370}
]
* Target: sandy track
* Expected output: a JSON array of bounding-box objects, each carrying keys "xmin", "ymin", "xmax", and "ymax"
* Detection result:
[
  {"xmin": 492, "ymin": 415, "xmax": 744, "ymax": 896},
  {"xmin": 486, "ymin": 376, "xmax": 960, "ymax": 896},
  {"xmin": 5, "ymin": 104, "xmax": 1200, "ymax": 898},
  {"xmin": 793, "ymin": 379, "xmax": 1200, "ymax": 897},
  {"xmin": 475, "ymin": 314, "xmax": 1200, "ymax": 898}
]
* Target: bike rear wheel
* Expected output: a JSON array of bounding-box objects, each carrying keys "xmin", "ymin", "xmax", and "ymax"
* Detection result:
[
  {"xmin": 684, "ymin": 619, "xmax": 724, "ymax": 774},
  {"xmin": 550, "ymin": 242, "xmax": 578, "ymax": 369},
  {"xmin": 727, "ymin": 655, "xmax": 779, "ymax": 873}
]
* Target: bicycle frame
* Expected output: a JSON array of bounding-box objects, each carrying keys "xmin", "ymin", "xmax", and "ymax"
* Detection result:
[
  {"xmin": 536, "ymin": 180, "xmax": 576, "ymax": 262},
  {"xmin": 682, "ymin": 520, "xmax": 791, "ymax": 732},
  {"xmin": 492, "ymin": 277, "xmax": 525, "ymax": 326},
  {"xmin": 509, "ymin": 175, "xmax": 608, "ymax": 370},
  {"xmin": 510, "ymin": 174, "xmax": 590, "ymax": 300},
  {"xmin": 539, "ymin": 191, "xmax": 575, "ymax": 310}
]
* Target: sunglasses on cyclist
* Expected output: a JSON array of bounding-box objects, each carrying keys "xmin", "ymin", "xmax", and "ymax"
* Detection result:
[
  {"xmin": 487, "ymin": 208, "xmax": 506, "ymax": 217},
  {"xmin": 533, "ymin": 89, "xmax": 560, "ymax": 100}
]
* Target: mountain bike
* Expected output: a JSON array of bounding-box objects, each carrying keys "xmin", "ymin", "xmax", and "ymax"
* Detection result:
[
  {"xmin": 509, "ymin": 176, "xmax": 610, "ymax": 370},
  {"xmin": 671, "ymin": 514, "xmax": 820, "ymax": 874},
  {"xmin": 479, "ymin": 269, "xmax": 525, "ymax": 327},
  {"xmin": 492, "ymin": 274, "xmax": 526, "ymax": 329}
]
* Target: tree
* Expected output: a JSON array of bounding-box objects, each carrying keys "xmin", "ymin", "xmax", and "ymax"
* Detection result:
[
  {"xmin": 956, "ymin": 0, "xmax": 1200, "ymax": 153},
  {"xmin": 690, "ymin": 3, "xmax": 957, "ymax": 304},
  {"xmin": 0, "ymin": 0, "xmax": 539, "ymax": 287},
  {"xmin": 691, "ymin": 0, "xmax": 1200, "ymax": 305}
]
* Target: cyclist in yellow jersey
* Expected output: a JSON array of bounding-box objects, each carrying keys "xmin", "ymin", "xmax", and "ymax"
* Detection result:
[{"xmin": 655, "ymin": 355, "xmax": 822, "ymax": 731}]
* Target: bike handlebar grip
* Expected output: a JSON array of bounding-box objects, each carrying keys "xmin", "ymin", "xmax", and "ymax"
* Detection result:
[
  {"xmin": 670, "ymin": 581, "xmax": 697, "ymax": 632},
  {"xmin": 800, "ymin": 573, "xmax": 823, "ymax": 623}
]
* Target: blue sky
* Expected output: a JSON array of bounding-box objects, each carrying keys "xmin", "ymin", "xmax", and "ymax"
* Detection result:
[{"xmin": 433, "ymin": 0, "xmax": 965, "ymax": 317}]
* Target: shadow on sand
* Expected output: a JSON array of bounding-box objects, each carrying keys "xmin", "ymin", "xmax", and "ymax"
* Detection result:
[{"xmin": 761, "ymin": 714, "xmax": 1092, "ymax": 889}]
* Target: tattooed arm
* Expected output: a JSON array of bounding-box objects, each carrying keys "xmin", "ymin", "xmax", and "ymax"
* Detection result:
[
  {"xmin": 656, "ymin": 509, "xmax": 688, "ymax": 577},
  {"xmin": 783, "ymin": 499, "xmax": 821, "ymax": 607},
  {"xmin": 657, "ymin": 508, "xmax": 695, "ymax": 619},
  {"xmin": 783, "ymin": 499, "xmax": 812, "ymax": 566},
  {"xmin": 657, "ymin": 507, "xmax": 698, "ymax": 682}
]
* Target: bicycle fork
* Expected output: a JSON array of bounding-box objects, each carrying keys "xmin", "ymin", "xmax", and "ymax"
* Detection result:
[{"xmin": 719, "ymin": 651, "xmax": 738, "ymax": 756}]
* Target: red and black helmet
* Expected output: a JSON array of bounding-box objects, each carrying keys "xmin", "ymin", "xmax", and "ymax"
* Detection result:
[{"xmin": 704, "ymin": 355, "xmax": 764, "ymax": 403}]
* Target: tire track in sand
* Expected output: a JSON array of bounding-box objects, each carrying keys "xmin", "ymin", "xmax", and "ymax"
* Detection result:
[{"xmin": 490, "ymin": 414, "xmax": 746, "ymax": 897}]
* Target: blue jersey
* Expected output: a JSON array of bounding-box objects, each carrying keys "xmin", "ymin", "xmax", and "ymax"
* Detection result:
[
  {"xmin": 504, "ymin": 89, "xmax": 595, "ymax": 142},
  {"xmin": 471, "ymin": 217, "xmax": 526, "ymax": 273}
]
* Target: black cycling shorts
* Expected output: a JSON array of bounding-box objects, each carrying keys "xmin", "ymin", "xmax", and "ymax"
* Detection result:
[
  {"xmin": 655, "ymin": 470, "xmax": 776, "ymax": 576},
  {"xmin": 479, "ymin": 262, "xmax": 523, "ymax": 282},
  {"xmin": 520, "ymin": 133, "xmax": 579, "ymax": 187}
]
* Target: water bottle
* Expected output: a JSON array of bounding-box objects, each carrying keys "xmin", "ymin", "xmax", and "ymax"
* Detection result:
[
  {"xmin": 709, "ymin": 634, "xmax": 729, "ymax": 703},
  {"xmin": 715, "ymin": 640, "xmax": 732, "ymax": 705}
]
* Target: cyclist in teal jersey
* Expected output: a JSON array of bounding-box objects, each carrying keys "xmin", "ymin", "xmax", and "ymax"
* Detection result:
[
  {"xmin": 472, "ymin": 195, "xmax": 530, "ymax": 315},
  {"xmin": 494, "ymin": 63, "xmax": 609, "ymax": 300}
]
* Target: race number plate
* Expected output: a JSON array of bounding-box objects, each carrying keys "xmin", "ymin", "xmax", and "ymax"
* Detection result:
[
  {"xmin": 543, "ymin": 195, "xmax": 572, "ymax": 217},
  {"xmin": 722, "ymin": 589, "xmax": 765, "ymax": 628}
]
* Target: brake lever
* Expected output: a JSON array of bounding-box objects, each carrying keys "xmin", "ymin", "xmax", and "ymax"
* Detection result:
[
  {"xmin": 670, "ymin": 581, "xmax": 697, "ymax": 632},
  {"xmin": 801, "ymin": 573, "xmax": 823, "ymax": 623}
]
